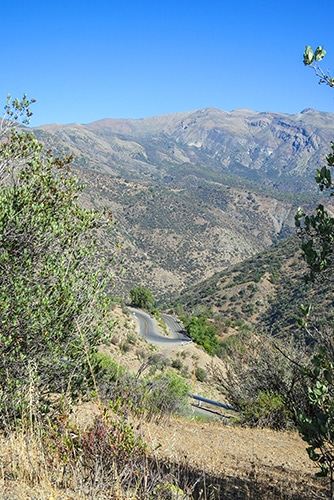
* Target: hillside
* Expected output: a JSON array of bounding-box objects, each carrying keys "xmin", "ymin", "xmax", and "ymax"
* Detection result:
[
  {"xmin": 166, "ymin": 235, "xmax": 334, "ymax": 344},
  {"xmin": 0, "ymin": 305, "xmax": 328, "ymax": 499},
  {"xmin": 77, "ymin": 167, "xmax": 302, "ymax": 300},
  {"xmin": 29, "ymin": 107, "xmax": 334, "ymax": 300}
]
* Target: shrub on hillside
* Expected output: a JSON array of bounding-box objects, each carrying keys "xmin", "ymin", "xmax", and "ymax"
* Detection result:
[
  {"xmin": 211, "ymin": 335, "xmax": 312, "ymax": 430},
  {"xmin": 144, "ymin": 371, "xmax": 190, "ymax": 420},
  {"xmin": 182, "ymin": 314, "xmax": 218, "ymax": 355},
  {"xmin": 0, "ymin": 96, "xmax": 113, "ymax": 428},
  {"xmin": 195, "ymin": 367, "xmax": 207, "ymax": 383}
]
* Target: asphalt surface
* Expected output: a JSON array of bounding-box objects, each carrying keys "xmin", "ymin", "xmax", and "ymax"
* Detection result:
[
  {"xmin": 129, "ymin": 308, "xmax": 191, "ymax": 346},
  {"xmin": 129, "ymin": 307, "xmax": 234, "ymax": 420}
]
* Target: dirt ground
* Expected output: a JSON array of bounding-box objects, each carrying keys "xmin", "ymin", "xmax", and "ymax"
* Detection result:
[{"xmin": 141, "ymin": 416, "xmax": 328, "ymax": 498}]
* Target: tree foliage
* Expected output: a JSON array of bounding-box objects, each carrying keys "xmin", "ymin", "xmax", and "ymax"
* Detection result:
[
  {"xmin": 296, "ymin": 47, "xmax": 334, "ymax": 496},
  {"xmin": 303, "ymin": 45, "xmax": 334, "ymax": 87},
  {"xmin": 182, "ymin": 314, "xmax": 218, "ymax": 355},
  {"xmin": 129, "ymin": 285, "xmax": 154, "ymax": 311},
  {"xmin": 0, "ymin": 96, "xmax": 113, "ymax": 426},
  {"xmin": 297, "ymin": 351, "xmax": 334, "ymax": 481},
  {"xmin": 295, "ymin": 140, "xmax": 334, "ymax": 281}
]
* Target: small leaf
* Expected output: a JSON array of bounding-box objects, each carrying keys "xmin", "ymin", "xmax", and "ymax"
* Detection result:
[
  {"xmin": 303, "ymin": 45, "xmax": 314, "ymax": 65},
  {"xmin": 316, "ymin": 463, "xmax": 329, "ymax": 477},
  {"xmin": 307, "ymin": 446, "xmax": 320, "ymax": 462},
  {"xmin": 300, "ymin": 303, "xmax": 311, "ymax": 317},
  {"xmin": 314, "ymin": 46, "xmax": 326, "ymax": 61}
]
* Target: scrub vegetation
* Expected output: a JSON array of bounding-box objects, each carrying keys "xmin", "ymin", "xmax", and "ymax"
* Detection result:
[{"xmin": 2, "ymin": 47, "xmax": 334, "ymax": 499}]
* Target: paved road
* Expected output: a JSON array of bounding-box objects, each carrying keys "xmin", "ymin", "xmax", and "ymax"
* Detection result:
[
  {"xmin": 129, "ymin": 308, "xmax": 191, "ymax": 346},
  {"xmin": 129, "ymin": 307, "xmax": 235, "ymax": 420},
  {"xmin": 160, "ymin": 313, "xmax": 190, "ymax": 340}
]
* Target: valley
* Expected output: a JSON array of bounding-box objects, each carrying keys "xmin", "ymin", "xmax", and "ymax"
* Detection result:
[
  {"xmin": 1, "ymin": 104, "xmax": 334, "ymax": 499},
  {"xmin": 32, "ymin": 107, "xmax": 334, "ymax": 301}
]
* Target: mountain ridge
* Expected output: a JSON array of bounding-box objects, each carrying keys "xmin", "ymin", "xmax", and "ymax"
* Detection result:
[
  {"xmin": 30, "ymin": 107, "xmax": 334, "ymax": 300},
  {"xmin": 34, "ymin": 106, "xmax": 334, "ymax": 191}
]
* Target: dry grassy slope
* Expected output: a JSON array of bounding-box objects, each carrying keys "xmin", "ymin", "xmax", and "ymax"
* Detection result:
[
  {"xmin": 86, "ymin": 306, "xmax": 327, "ymax": 499},
  {"xmin": 1, "ymin": 419, "xmax": 327, "ymax": 500},
  {"xmin": 142, "ymin": 418, "xmax": 327, "ymax": 499},
  {"xmin": 0, "ymin": 306, "xmax": 328, "ymax": 499}
]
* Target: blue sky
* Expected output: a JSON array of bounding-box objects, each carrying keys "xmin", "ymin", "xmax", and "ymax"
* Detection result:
[{"xmin": 2, "ymin": 0, "xmax": 334, "ymax": 126}]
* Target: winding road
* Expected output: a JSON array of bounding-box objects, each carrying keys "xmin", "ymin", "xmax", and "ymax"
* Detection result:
[
  {"xmin": 129, "ymin": 308, "xmax": 191, "ymax": 346},
  {"xmin": 129, "ymin": 307, "xmax": 237, "ymax": 418}
]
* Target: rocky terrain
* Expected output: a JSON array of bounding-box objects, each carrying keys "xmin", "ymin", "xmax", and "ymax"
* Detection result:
[
  {"xmin": 35, "ymin": 107, "xmax": 334, "ymax": 191},
  {"xmin": 29, "ymin": 107, "xmax": 334, "ymax": 300}
]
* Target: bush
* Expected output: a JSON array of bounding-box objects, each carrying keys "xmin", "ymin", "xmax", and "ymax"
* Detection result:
[
  {"xmin": 242, "ymin": 391, "xmax": 291, "ymax": 430},
  {"xmin": 171, "ymin": 358, "xmax": 183, "ymax": 370},
  {"xmin": 81, "ymin": 415, "xmax": 146, "ymax": 474},
  {"xmin": 130, "ymin": 286, "xmax": 154, "ymax": 311},
  {"xmin": 182, "ymin": 314, "xmax": 218, "ymax": 355},
  {"xmin": 212, "ymin": 335, "xmax": 311, "ymax": 430},
  {"xmin": 195, "ymin": 367, "xmax": 207, "ymax": 383},
  {"xmin": 127, "ymin": 333, "xmax": 137, "ymax": 345},
  {"xmin": 0, "ymin": 96, "xmax": 113, "ymax": 427},
  {"xmin": 93, "ymin": 353, "xmax": 125, "ymax": 387},
  {"xmin": 45, "ymin": 411, "xmax": 147, "ymax": 492},
  {"xmin": 145, "ymin": 371, "xmax": 190, "ymax": 419}
]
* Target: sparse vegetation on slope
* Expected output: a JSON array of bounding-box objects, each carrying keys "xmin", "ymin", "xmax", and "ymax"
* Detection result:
[
  {"xmin": 167, "ymin": 234, "xmax": 334, "ymax": 342},
  {"xmin": 3, "ymin": 91, "xmax": 334, "ymax": 499},
  {"xmin": 30, "ymin": 106, "xmax": 334, "ymax": 301}
]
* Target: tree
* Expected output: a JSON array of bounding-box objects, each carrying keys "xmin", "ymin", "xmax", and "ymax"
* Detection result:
[
  {"xmin": 182, "ymin": 314, "xmax": 218, "ymax": 355},
  {"xmin": 293, "ymin": 47, "xmax": 334, "ymax": 497},
  {"xmin": 298, "ymin": 45, "xmax": 334, "ymax": 281},
  {"xmin": 0, "ymin": 95, "xmax": 113, "ymax": 426},
  {"xmin": 129, "ymin": 285, "xmax": 154, "ymax": 311},
  {"xmin": 295, "ymin": 141, "xmax": 334, "ymax": 281}
]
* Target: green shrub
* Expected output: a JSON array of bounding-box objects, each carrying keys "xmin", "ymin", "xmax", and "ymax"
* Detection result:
[
  {"xmin": 130, "ymin": 286, "xmax": 154, "ymax": 311},
  {"xmin": 182, "ymin": 314, "xmax": 218, "ymax": 355},
  {"xmin": 242, "ymin": 390, "xmax": 291, "ymax": 430},
  {"xmin": 145, "ymin": 371, "xmax": 190, "ymax": 419},
  {"xmin": 127, "ymin": 333, "xmax": 137, "ymax": 345},
  {"xmin": 93, "ymin": 353, "xmax": 125, "ymax": 384},
  {"xmin": 45, "ymin": 412, "xmax": 146, "ymax": 490},
  {"xmin": 171, "ymin": 358, "xmax": 183, "ymax": 370},
  {"xmin": 0, "ymin": 96, "xmax": 113, "ymax": 427},
  {"xmin": 195, "ymin": 367, "xmax": 207, "ymax": 382}
]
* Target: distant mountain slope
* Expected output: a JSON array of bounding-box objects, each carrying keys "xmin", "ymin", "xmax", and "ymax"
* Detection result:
[
  {"xmin": 30, "ymin": 107, "xmax": 334, "ymax": 300},
  {"xmin": 166, "ymin": 235, "xmax": 334, "ymax": 339},
  {"xmin": 35, "ymin": 107, "xmax": 334, "ymax": 192}
]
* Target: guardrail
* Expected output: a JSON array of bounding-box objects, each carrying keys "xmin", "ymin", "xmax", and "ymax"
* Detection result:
[{"xmin": 190, "ymin": 394, "xmax": 237, "ymax": 412}]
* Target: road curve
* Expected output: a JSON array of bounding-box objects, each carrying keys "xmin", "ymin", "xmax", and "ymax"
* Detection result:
[
  {"xmin": 129, "ymin": 308, "xmax": 191, "ymax": 346},
  {"xmin": 129, "ymin": 308, "xmax": 235, "ymax": 420},
  {"xmin": 160, "ymin": 313, "xmax": 190, "ymax": 340}
]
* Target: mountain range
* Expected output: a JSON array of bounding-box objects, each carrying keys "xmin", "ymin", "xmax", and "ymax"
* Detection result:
[{"xmin": 32, "ymin": 107, "xmax": 334, "ymax": 300}]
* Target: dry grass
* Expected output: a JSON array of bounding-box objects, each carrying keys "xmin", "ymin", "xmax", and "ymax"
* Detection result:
[
  {"xmin": 0, "ymin": 307, "xmax": 329, "ymax": 499},
  {"xmin": 142, "ymin": 415, "xmax": 328, "ymax": 499},
  {"xmin": 0, "ymin": 409, "xmax": 329, "ymax": 500}
]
